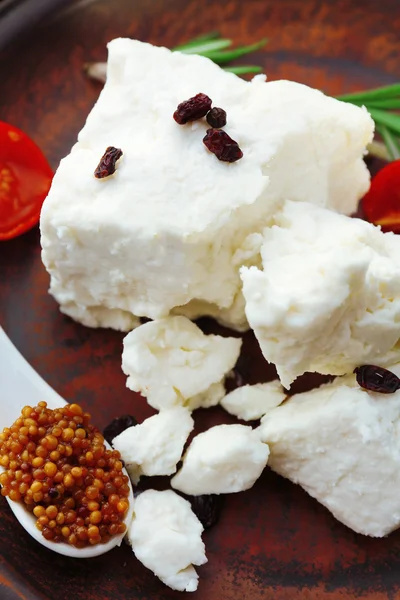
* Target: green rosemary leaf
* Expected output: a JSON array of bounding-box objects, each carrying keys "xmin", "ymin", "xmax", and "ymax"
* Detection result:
[
  {"xmin": 336, "ymin": 83, "xmax": 400, "ymax": 103},
  {"xmin": 363, "ymin": 98, "xmax": 400, "ymax": 110},
  {"xmin": 224, "ymin": 65, "xmax": 263, "ymax": 75},
  {"xmin": 204, "ymin": 39, "xmax": 268, "ymax": 64},
  {"xmin": 173, "ymin": 32, "xmax": 220, "ymax": 50},
  {"xmin": 368, "ymin": 107, "xmax": 400, "ymax": 136},
  {"xmin": 177, "ymin": 39, "xmax": 232, "ymax": 55},
  {"xmin": 377, "ymin": 125, "xmax": 400, "ymax": 161}
]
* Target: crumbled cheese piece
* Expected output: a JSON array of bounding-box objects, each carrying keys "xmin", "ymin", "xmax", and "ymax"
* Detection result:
[
  {"xmin": 112, "ymin": 407, "xmax": 193, "ymax": 483},
  {"xmin": 128, "ymin": 489, "xmax": 207, "ymax": 592},
  {"xmin": 257, "ymin": 367, "xmax": 400, "ymax": 537},
  {"xmin": 221, "ymin": 380, "xmax": 286, "ymax": 421},
  {"xmin": 189, "ymin": 381, "xmax": 226, "ymax": 410},
  {"xmin": 241, "ymin": 200, "xmax": 400, "ymax": 388},
  {"xmin": 171, "ymin": 424, "xmax": 269, "ymax": 494},
  {"xmin": 121, "ymin": 316, "xmax": 242, "ymax": 411},
  {"xmin": 59, "ymin": 303, "xmax": 140, "ymax": 331},
  {"xmin": 41, "ymin": 38, "xmax": 373, "ymax": 331}
]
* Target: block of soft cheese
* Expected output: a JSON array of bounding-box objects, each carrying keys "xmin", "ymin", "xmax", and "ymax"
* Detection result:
[
  {"xmin": 40, "ymin": 38, "xmax": 373, "ymax": 331},
  {"xmin": 221, "ymin": 380, "xmax": 286, "ymax": 421},
  {"xmin": 112, "ymin": 407, "xmax": 193, "ymax": 483},
  {"xmin": 241, "ymin": 200, "xmax": 400, "ymax": 388},
  {"xmin": 257, "ymin": 366, "xmax": 400, "ymax": 537},
  {"xmin": 121, "ymin": 316, "xmax": 241, "ymax": 411},
  {"xmin": 127, "ymin": 489, "xmax": 207, "ymax": 592},
  {"xmin": 171, "ymin": 424, "xmax": 269, "ymax": 494}
]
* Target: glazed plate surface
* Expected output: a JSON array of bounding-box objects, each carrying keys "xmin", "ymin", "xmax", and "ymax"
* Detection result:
[{"xmin": 1, "ymin": 1, "xmax": 400, "ymax": 598}]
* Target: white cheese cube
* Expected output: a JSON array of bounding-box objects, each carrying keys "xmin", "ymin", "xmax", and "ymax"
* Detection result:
[
  {"xmin": 121, "ymin": 316, "xmax": 241, "ymax": 411},
  {"xmin": 241, "ymin": 200, "xmax": 400, "ymax": 387},
  {"xmin": 171, "ymin": 424, "xmax": 269, "ymax": 494},
  {"xmin": 112, "ymin": 407, "xmax": 193, "ymax": 483},
  {"xmin": 221, "ymin": 380, "xmax": 286, "ymax": 421},
  {"xmin": 127, "ymin": 489, "xmax": 207, "ymax": 592},
  {"xmin": 40, "ymin": 38, "xmax": 373, "ymax": 331},
  {"xmin": 257, "ymin": 368, "xmax": 400, "ymax": 537}
]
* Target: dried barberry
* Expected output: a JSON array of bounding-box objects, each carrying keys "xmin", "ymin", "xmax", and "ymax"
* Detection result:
[
  {"xmin": 206, "ymin": 107, "xmax": 227, "ymax": 128},
  {"xmin": 103, "ymin": 414, "xmax": 138, "ymax": 445},
  {"xmin": 173, "ymin": 93, "xmax": 212, "ymax": 124},
  {"xmin": 189, "ymin": 494, "xmax": 222, "ymax": 529},
  {"xmin": 354, "ymin": 365, "xmax": 400, "ymax": 393},
  {"xmin": 203, "ymin": 128, "xmax": 243, "ymax": 163},
  {"xmin": 94, "ymin": 146, "xmax": 123, "ymax": 179}
]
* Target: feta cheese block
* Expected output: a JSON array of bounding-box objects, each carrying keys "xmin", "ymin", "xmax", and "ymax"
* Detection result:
[
  {"xmin": 257, "ymin": 367, "xmax": 400, "ymax": 537},
  {"xmin": 121, "ymin": 316, "xmax": 242, "ymax": 411},
  {"xmin": 112, "ymin": 407, "xmax": 193, "ymax": 483},
  {"xmin": 241, "ymin": 200, "xmax": 400, "ymax": 388},
  {"xmin": 221, "ymin": 380, "xmax": 286, "ymax": 421},
  {"xmin": 40, "ymin": 37, "xmax": 373, "ymax": 331},
  {"xmin": 171, "ymin": 424, "xmax": 269, "ymax": 494},
  {"xmin": 128, "ymin": 489, "xmax": 207, "ymax": 592}
]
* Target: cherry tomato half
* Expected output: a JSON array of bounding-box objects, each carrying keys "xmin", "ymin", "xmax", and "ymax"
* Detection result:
[
  {"xmin": 362, "ymin": 159, "xmax": 400, "ymax": 234},
  {"xmin": 0, "ymin": 121, "xmax": 53, "ymax": 240}
]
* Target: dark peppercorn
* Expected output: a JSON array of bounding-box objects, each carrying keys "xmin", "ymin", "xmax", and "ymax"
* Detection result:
[
  {"xmin": 103, "ymin": 415, "xmax": 138, "ymax": 445},
  {"xmin": 173, "ymin": 93, "xmax": 212, "ymax": 124},
  {"xmin": 203, "ymin": 129, "xmax": 243, "ymax": 163},
  {"xmin": 94, "ymin": 146, "xmax": 123, "ymax": 179},
  {"xmin": 206, "ymin": 107, "xmax": 227, "ymax": 128},
  {"xmin": 354, "ymin": 365, "xmax": 400, "ymax": 393},
  {"xmin": 189, "ymin": 494, "xmax": 222, "ymax": 529}
]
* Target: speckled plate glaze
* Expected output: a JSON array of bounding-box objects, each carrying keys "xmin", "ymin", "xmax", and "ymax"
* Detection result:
[{"xmin": 1, "ymin": 1, "xmax": 400, "ymax": 598}]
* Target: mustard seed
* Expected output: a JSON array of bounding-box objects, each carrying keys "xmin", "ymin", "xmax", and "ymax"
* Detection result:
[{"xmin": 0, "ymin": 402, "xmax": 130, "ymax": 549}]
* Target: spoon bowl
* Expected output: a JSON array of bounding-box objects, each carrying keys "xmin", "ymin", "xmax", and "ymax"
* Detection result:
[{"xmin": 0, "ymin": 326, "xmax": 134, "ymax": 558}]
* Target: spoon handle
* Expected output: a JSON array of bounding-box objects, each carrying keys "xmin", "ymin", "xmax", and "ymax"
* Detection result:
[{"xmin": 0, "ymin": 327, "xmax": 65, "ymax": 427}]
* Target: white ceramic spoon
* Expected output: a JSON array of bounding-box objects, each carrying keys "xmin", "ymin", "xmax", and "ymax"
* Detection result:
[{"xmin": 0, "ymin": 326, "xmax": 134, "ymax": 558}]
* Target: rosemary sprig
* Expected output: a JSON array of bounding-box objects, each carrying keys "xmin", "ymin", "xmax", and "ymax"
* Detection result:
[
  {"xmin": 337, "ymin": 83, "xmax": 400, "ymax": 103},
  {"xmin": 173, "ymin": 34, "xmax": 267, "ymax": 74},
  {"xmin": 337, "ymin": 83, "xmax": 400, "ymax": 161},
  {"xmin": 377, "ymin": 125, "xmax": 400, "ymax": 161},
  {"xmin": 173, "ymin": 32, "xmax": 220, "ymax": 50},
  {"xmin": 224, "ymin": 65, "xmax": 263, "ymax": 75}
]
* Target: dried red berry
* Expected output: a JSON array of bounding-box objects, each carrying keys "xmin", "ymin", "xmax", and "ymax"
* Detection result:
[
  {"xmin": 173, "ymin": 93, "xmax": 212, "ymax": 125},
  {"xmin": 103, "ymin": 415, "xmax": 138, "ymax": 446},
  {"xmin": 94, "ymin": 147, "xmax": 123, "ymax": 179},
  {"xmin": 206, "ymin": 107, "xmax": 227, "ymax": 128},
  {"xmin": 354, "ymin": 365, "xmax": 400, "ymax": 393},
  {"xmin": 203, "ymin": 129, "xmax": 243, "ymax": 163},
  {"xmin": 189, "ymin": 494, "xmax": 222, "ymax": 529}
]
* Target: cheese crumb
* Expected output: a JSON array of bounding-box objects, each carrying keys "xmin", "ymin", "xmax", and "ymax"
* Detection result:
[
  {"xmin": 221, "ymin": 380, "xmax": 286, "ymax": 421},
  {"xmin": 112, "ymin": 407, "xmax": 193, "ymax": 483},
  {"xmin": 241, "ymin": 200, "xmax": 400, "ymax": 387},
  {"xmin": 128, "ymin": 489, "xmax": 207, "ymax": 592},
  {"xmin": 121, "ymin": 316, "xmax": 242, "ymax": 411},
  {"xmin": 257, "ymin": 366, "xmax": 400, "ymax": 537},
  {"xmin": 171, "ymin": 424, "xmax": 269, "ymax": 494}
]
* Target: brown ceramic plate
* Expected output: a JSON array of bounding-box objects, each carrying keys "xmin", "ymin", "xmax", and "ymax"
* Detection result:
[{"xmin": 1, "ymin": 0, "xmax": 400, "ymax": 598}]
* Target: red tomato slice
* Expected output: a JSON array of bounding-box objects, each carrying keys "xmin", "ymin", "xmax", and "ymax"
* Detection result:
[
  {"xmin": 0, "ymin": 121, "xmax": 53, "ymax": 240},
  {"xmin": 362, "ymin": 159, "xmax": 400, "ymax": 234}
]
